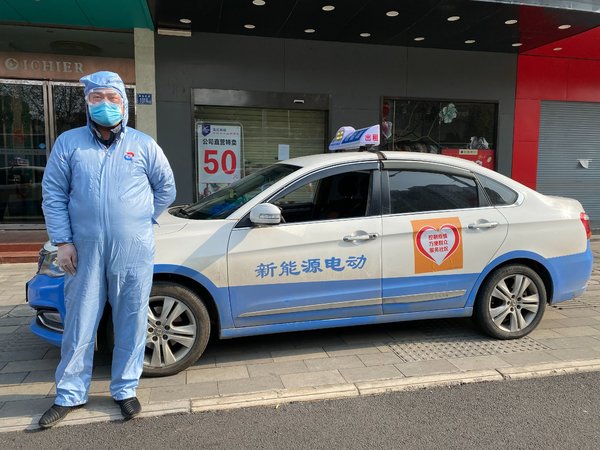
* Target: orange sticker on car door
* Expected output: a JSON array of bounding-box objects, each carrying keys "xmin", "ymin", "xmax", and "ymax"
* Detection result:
[{"xmin": 412, "ymin": 217, "xmax": 463, "ymax": 273}]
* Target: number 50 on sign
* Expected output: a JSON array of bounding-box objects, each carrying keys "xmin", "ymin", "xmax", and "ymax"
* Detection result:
[{"xmin": 197, "ymin": 123, "xmax": 242, "ymax": 185}]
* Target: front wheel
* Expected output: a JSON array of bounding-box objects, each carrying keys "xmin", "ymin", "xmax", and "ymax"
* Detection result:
[
  {"xmin": 143, "ymin": 282, "xmax": 211, "ymax": 377},
  {"xmin": 475, "ymin": 264, "xmax": 546, "ymax": 339}
]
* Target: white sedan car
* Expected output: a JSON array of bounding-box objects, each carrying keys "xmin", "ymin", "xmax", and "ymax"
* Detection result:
[{"xmin": 28, "ymin": 125, "xmax": 594, "ymax": 376}]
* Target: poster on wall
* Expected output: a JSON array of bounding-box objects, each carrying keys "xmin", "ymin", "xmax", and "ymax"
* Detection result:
[{"xmin": 197, "ymin": 122, "xmax": 242, "ymax": 197}]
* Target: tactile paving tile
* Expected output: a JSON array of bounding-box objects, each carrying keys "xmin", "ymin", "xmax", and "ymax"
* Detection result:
[
  {"xmin": 0, "ymin": 329, "xmax": 50, "ymax": 352},
  {"xmin": 0, "ymin": 306, "xmax": 51, "ymax": 353},
  {"xmin": 388, "ymin": 335, "xmax": 549, "ymax": 363}
]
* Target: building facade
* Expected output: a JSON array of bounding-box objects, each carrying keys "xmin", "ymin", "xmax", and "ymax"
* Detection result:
[{"xmin": 0, "ymin": 0, "xmax": 599, "ymax": 231}]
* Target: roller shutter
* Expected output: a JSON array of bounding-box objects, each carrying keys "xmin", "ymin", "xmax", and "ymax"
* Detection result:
[
  {"xmin": 537, "ymin": 101, "xmax": 600, "ymax": 225},
  {"xmin": 195, "ymin": 105, "xmax": 327, "ymax": 175}
]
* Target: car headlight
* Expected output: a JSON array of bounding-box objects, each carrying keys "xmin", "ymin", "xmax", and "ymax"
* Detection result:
[{"xmin": 37, "ymin": 243, "xmax": 64, "ymax": 278}]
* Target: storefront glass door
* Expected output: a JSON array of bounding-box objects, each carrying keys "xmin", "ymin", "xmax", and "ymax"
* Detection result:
[
  {"xmin": 52, "ymin": 83, "xmax": 87, "ymax": 142},
  {"xmin": 0, "ymin": 80, "xmax": 47, "ymax": 224},
  {"xmin": 0, "ymin": 80, "xmax": 135, "ymax": 226}
]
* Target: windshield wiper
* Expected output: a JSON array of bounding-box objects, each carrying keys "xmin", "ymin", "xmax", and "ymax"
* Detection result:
[{"xmin": 175, "ymin": 207, "xmax": 190, "ymax": 218}]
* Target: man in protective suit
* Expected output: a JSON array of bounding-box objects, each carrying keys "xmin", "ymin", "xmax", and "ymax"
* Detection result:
[{"xmin": 39, "ymin": 71, "xmax": 176, "ymax": 428}]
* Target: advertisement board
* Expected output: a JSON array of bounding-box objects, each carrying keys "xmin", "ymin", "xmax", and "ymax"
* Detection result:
[
  {"xmin": 440, "ymin": 148, "xmax": 495, "ymax": 170},
  {"xmin": 197, "ymin": 122, "xmax": 242, "ymax": 196}
]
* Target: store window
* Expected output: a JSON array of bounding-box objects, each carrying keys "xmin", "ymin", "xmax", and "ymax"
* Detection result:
[
  {"xmin": 0, "ymin": 82, "xmax": 46, "ymax": 224},
  {"xmin": 381, "ymin": 99, "xmax": 498, "ymax": 169},
  {"xmin": 0, "ymin": 79, "xmax": 135, "ymax": 225},
  {"xmin": 194, "ymin": 105, "xmax": 328, "ymax": 199}
]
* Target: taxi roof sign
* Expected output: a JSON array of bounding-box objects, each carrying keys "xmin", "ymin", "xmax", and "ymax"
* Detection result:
[{"xmin": 328, "ymin": 124, "xmax": 380, "ymax": 152}]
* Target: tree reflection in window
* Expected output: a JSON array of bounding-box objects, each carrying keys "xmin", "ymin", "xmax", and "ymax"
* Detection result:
[{"xmin": 381, "ymin": 99, "xmax": 497, "ymax": 154}]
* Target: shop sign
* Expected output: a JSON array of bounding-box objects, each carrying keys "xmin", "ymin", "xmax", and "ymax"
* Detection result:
[
  {"xmin": 197, "ymin": 123, "xmax": 242, "ymax": 193},
  {"xmin": 0, "ymin": 52, "xmax": 135, "ymax": 83}
]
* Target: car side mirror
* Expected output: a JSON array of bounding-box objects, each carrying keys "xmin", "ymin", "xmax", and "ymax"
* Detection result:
[{"xmin": 250, "ymin": 203, "xmax": 282, "ymax": 225}]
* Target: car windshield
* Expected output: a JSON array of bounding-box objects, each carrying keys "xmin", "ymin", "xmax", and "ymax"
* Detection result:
[{"xmin": 175, "ymin": 163, "xmax": 300, "ymax": 220}]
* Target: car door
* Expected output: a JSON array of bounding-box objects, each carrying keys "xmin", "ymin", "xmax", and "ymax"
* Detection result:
[
  {"xmin": 381, "ymin": 161, "xmax": 508, "ymax": 315},
  {"xmin": 227, "ymin": 162, "xmax": 383, "ymax": 327}
]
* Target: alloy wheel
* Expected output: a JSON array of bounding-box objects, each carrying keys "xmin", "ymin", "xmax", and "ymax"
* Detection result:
[
  {"xmin": 488, "ymin": 273, "xmax": 540, "ymax": 333},
  {"xmin": 145, "ymin": 295, "xmax": 197, "ymax": 368}
]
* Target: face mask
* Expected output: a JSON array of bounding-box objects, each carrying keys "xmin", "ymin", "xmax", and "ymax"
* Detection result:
[{"xmin": 89, "ymin": 102, "xmax": 123, "ymax": 127}]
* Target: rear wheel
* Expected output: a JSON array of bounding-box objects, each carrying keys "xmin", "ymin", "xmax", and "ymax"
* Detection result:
[
  {"xmin": 143, "ymin": 282, "xmax": 211, "ymax": 377},
  {"xmin": 475, "ymin": 264, "xmax": 546, "ymax": 339}
]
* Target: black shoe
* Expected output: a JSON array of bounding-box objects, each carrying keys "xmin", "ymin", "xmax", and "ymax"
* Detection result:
[
  {"xmin": 114, "ymin": 397, "xmax": 141, "ymax": 420},
  {"xmin": 38, "ymin": 404, "xmax": 82, "ymax": 429}
]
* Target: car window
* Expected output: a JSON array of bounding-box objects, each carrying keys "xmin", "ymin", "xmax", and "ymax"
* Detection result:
[
  {"xmin": 273, "ymin": 170, "xmax": 373, "ymax": 223},
  {"xmin": 388, "ymin": 170, "xmax": 479, "ymax": 214},
  {"xmin": 179, "ymin": 164, "xmax": 300, "ymax": 220},
  {"xmin": 477, "ymin": 174, "xmax": 518, "ymax": 206}
]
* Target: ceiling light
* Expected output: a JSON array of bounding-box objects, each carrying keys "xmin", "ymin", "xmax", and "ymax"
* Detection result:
[
  {"xmin": 558, "ymin": 24, "xmax": 571, "ymax": 29},
  {"xmin": 414, "ymin": 37, "xmax": 425, "ymax": 41},
  {"xmin": 465, "ymin": 39, "xmax": 476, "ymax": 44},
  {"xmin": 253, "ymin": 0, "xmax": 266, "ymax": 5},
  {"xmin": 322, "ymin": 5, "xmax": 335, "ymax": 11},
  {"xmin": 360, "ymin": 33, "xmax": 371, "ymax": 38},
  {"xmin": 553, "ymin": 47, "xmax": 563, "ymax": 51},
  {"xmin": 512, "ymin": 42, "xmax": 522, "ymax": 47},
  {"xmin": 179, "ymin": 18, "xmax": 191, "ymax": 24},
  {"xmin": 244, "ymin": 24, "xmax": 256, "ymax": 29},
  {"xmin": 157, "ymin": 28, "xmax": 192, "ymax": 37},
  {"xmin": 447, "ymin": 16, "xmax": 460, "ymax": 22},
  {"xmin": 386, "ymin": 11, "xmax": 399, "ymax": 17},
  {"xmin": 505, "ymin": 19, "xmax": 518, "ymax": 25},
  {"xmin": 304, "ymin": 28, "xmax": 316, "ymax": 33}
]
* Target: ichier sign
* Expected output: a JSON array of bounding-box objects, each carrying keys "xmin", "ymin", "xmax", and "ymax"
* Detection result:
[
  {"xmin": 412, "ymin": 217, "xmax": 463, "ymax": 274},
  {"xmin": 197, "ymin": 123, "xmax": 242, "ymax": 187},
  {"xmin": 0, "ymin": 52, "xmax": 135, "ymax": 83}
]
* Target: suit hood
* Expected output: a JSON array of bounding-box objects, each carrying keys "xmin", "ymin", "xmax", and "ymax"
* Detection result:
[{"xmin": 79, "ymin": 71, "xmax": 129, "ymax": 131}]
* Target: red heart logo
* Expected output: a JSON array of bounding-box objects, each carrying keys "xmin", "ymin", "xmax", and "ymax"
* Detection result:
[{"xmin": 415, "ymin": 224, "xmax": 461, "ymax": 265}]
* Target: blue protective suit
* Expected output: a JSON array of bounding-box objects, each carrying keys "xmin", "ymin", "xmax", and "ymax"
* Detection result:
[{"xmin": 42, "ymin": 71, "xmax": 176, "ymax": 406}]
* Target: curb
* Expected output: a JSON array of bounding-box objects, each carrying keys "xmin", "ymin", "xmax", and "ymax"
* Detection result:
[
  {"xmin": 497, "ymin": 359, "xmax": 600, "ymax": 380},
  {"xmin": 2, "ymin": 359, "xmax": 600, "ymax": 433},
  {"xmin": 191, "ymin": 383, "xmax": 359, "ymax": 413},
  {"xmin": 355, "ymin": 370, "xmax": 502, "ymax": 396}
]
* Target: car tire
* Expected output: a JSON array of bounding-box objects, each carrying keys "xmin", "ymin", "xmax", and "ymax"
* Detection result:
[
  {"xmin": 143, "ymin": 282, "xmax": 211, "ymax": 377},
  {"xmin": 475, "ymin": 264, "xmax": 546, "ymax": 339}
]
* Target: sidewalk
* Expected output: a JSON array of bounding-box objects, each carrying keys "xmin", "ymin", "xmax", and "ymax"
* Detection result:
[{"xmin": 1, "ymin": 240, "xmax": 599, "ymax": 432}]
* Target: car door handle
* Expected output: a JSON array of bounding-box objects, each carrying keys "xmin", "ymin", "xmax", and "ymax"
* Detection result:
[
  {"xmin": 343, "ymin": 232, "xmax": 379, "ymax": 242},
  {"xmin": 468, "ymin": 221, "xmax": 499, "ymax": 230}
]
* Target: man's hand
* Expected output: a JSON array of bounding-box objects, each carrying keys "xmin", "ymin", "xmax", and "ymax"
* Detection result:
[{"xmin": 57, "ymin": 243, "xmax": 77, "ymax": 276}]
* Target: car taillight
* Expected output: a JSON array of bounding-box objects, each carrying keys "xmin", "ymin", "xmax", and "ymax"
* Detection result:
[{"xmin": 580, "ymin": 212, "xmax": 592, "ymax": 240}]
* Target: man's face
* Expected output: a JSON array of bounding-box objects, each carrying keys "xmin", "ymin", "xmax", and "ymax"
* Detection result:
[{"xmin": 86, "ymin": 88, "xmax": 125, "ymax": 114}]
